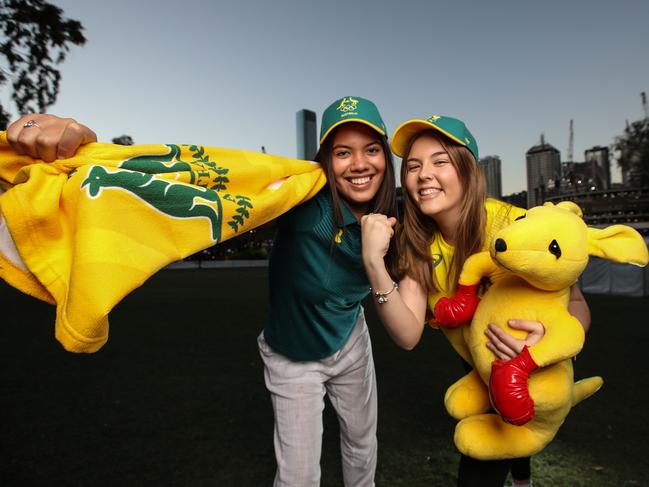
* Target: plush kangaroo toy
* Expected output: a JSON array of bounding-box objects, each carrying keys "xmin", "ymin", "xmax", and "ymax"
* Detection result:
[{"xmin": 434, "ymin": 201, "xmax": 648, "ymax": 460}]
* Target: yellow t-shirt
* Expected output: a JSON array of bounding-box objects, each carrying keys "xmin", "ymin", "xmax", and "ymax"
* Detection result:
[{"xmin": 426, "ymin": 198, "xmax": 526, "ymax": 313}]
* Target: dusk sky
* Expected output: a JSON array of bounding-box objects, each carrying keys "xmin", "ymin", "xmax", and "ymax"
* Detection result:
[{"xmin": 24, "ymin": 0, "xmax": 649, "ymax": 193}]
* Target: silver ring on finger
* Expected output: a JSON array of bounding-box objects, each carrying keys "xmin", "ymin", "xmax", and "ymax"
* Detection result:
[{"xmin": 23, "ymin": 119, "xmax": 41, "ymax": 128}]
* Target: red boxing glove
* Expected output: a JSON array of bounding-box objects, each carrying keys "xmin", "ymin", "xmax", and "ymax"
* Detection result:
[
  {"xmin": 490, "ymin": 346, "xmax": 539, "ymax": 426},
  {"xmin": 434, "ymin": 283, "xmax": 480, "ymax": 328}
]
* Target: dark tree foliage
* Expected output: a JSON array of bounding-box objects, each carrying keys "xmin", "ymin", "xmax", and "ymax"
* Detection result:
[
  {"xmin": 614, "ymin": 118, "xmax": 649, "ymax": 187},
  {"xmin": 0, "ymin": 0, "xmax": 86, "ymax": 129},
  {"xmin": 112, "ymin": 135, "xmax": 134, "ymax": 146}
]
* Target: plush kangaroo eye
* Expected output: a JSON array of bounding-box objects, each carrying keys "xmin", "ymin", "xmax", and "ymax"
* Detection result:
[
  {"xmin": 515, "ymin": 214, "xmax": 526, "ymax": 221},
  {"xmin": 549, "ymin": 239, "xmax": 561, "ymax": 258}
]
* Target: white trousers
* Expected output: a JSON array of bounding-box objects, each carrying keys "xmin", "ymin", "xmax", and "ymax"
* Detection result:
[
  {"xmin": 258, "ymin": 310, "xmax": 377, "ymax": 487},
  {"xmin": 0, "ymin": 204, "xmax": 28, "ymax": 272}
]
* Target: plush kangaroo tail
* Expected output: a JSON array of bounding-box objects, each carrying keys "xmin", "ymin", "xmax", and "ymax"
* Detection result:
[{"xmin": 572, "ymin": 376, "xmax": 603, "ymax": 406}]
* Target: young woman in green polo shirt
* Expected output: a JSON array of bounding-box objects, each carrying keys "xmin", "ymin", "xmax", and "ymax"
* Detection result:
[
  {"xmin": 257, "ymin": 96, "xmax": 398, "ymax": 487},
  {"xmin": 360, "ymin": 115, "xmax": 591, "ymax": 487}
]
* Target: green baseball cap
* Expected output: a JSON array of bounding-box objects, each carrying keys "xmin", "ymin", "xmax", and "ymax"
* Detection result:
[
  {"xmin": 319, "ymin": 96, "xmax": 387, "ymax": 144},
  {"xmin": 391, "ymin": 115, "xmax": 479, "ymax": 160}
]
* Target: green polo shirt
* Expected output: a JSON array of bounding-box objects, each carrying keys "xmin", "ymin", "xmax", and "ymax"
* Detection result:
[{"xmin": 264, "ymin": 189, "xmax": 369, "ymax": 361}]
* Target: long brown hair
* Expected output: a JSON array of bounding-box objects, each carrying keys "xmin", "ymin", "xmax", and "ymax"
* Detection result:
[
  {"xmin": 315, "ymin": 125, "xmax": 399, "ymax": 277},
  {"xmin": 398, "ymin": 130, "xmax": 486, "ymax": 294}
]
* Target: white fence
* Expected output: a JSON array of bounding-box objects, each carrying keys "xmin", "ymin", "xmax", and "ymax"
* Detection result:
[
  {"xmin": 164, "ymin": 254, "xmax": 649, "ymax": 297},
  {"xmin": 165, "ymin": 259, "xmax": 268, "ymax": 270},
  {"xmin": 580, "ymin": 257, "xmax": 649, "ymax": 297}
]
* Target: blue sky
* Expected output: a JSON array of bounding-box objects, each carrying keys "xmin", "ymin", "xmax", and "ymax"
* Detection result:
[{"xmin": 20, "ymin": 0, "xmax": 649, "ymax": 193}]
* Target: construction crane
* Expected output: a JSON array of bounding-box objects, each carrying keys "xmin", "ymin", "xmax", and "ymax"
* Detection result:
[{"xmin": 567, "ymin": 119, "xmax": 574, "ymax": 162}]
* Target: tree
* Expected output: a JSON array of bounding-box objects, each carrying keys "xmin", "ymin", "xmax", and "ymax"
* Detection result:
[
  {"xmin": 613, "ymin": 118, "xmax": 649, "ymax": 187},
  {"xmin": 0, "ymin": 0, "xmax": 86, "ymax": 129},
  {"xmin": 112, "ymin": 135, "xmax": 134, "ymax": 146}
]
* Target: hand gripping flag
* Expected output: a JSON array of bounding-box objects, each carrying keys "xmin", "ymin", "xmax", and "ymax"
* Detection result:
[{"xmin": 0, "ymin": 134, "xmax": 326, "ymax": 352}]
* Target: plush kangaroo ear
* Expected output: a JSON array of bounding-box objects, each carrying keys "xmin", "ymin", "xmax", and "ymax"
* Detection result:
[
  {"xmin": 587, "ymin": 225, "xmax": 649, "ymax": 266},
  {"xmin": 556, "ymin": 201, "xmax": 583, "ymax": 218}
]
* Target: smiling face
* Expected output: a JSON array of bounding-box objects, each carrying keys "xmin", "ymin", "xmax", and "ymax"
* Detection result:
[
  {"xmin": 330, "ymin": 123, "xmax": 387, "ymax": 219},
  {"xmin": 403, "ymin": 133, "xmax": 463, "ymax": 224}
]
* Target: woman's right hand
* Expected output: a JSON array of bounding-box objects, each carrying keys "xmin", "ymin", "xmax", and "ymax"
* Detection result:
[
  {"xmin": 485, "ymin": 320, "xmax": 545, "ymax": 360},
  {"xmin": 360, "ymin": 213, "xmax": 397, "ymax": 266},
  {"xmin": 6, "ymin": 114, "xmax": 97, "ymax": 162}
]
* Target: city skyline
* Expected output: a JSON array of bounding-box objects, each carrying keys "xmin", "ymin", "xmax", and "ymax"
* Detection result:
[{"xmin": 6, "ymin": 0, "xmax": 647, "ymax": 194}]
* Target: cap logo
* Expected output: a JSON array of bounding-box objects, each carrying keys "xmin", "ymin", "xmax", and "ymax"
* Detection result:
[
  {"xmin": 337, "ymin": 97, "xmax": 359, "ymax": 113},
  {"xmin": 427, "ymin": 115, "xmax": 441, "ymax": 123},
  {"xmin": 465, "ymin": 137, "xmax": 470, "ymax": 145}
]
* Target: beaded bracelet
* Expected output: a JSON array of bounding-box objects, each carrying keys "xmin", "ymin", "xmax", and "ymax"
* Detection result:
[{"xmin": 371, "ymin": 281, "xmax": 398, "ymax": 304}]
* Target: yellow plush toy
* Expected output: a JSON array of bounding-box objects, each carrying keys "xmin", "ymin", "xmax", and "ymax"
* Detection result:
[{"xmin": 434, "ymin": 201, "xmax": 649, "ymax": 460}]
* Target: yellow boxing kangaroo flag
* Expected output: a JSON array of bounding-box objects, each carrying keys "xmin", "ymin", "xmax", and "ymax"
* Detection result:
[{"xmin": 0, "ymin": 134, "xmax": 326, "ymax": 353}]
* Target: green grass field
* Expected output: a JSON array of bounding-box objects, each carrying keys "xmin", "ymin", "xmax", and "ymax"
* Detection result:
[{"xmin": 1, "ymin": 268, "xmax": 648, "ymax": 486}]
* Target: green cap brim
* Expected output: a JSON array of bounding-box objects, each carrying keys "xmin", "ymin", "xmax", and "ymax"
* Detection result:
[
  {"xmin": 391, "ymin": 119, "xmax": 468, "ymax": 158},
  {"xmin": 319, "ymin": 118, "xmax": 386, "ymax": 145}
]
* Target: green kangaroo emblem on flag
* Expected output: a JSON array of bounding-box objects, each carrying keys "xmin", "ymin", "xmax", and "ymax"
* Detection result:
[
  {"xmin": 80, "ymin": 145, "xmax": 236, "ymax": 242},
  {"xmin": 82, "ymin": 165, "xmax": 224, "ymax": 242}
]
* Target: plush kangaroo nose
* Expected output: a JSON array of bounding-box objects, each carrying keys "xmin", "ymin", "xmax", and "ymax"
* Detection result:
[{"xmin": 494, "ymin": 238, "xmax": 507, "ymax": 252}]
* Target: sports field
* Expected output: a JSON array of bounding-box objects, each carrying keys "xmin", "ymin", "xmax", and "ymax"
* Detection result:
[{"xmin": 1, "ymin": 268, "xmax": 647, "ymax": 486}]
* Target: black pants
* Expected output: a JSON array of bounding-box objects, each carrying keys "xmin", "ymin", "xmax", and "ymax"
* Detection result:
[
  {"xmin": 457, "ymin": 360, "xmax": 531, "ymax": 486},
  {"xmin": 458, "ymin": 455, "xmax": 531, "ymax": 487}
]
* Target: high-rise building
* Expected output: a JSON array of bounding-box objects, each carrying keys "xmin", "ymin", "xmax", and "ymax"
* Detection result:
[
  {"xmin": 584, "ymin": 146, "xmax": 610, "ymax": 190},
  {"xmin": 478, "ymin": 155, "xmax": 502, "ymax": 198},
  {"xmin": 296, "ymin": 109, "xmax": 317, "ymax": 160},
  {"xmin": 526, "ymin": 135, "xmax": 561, "ymax": 208}
]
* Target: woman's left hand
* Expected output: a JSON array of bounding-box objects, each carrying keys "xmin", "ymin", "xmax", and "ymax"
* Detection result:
[{"xmin": 485, "ymin": 320, "xmax": 545, "ymax": 360}]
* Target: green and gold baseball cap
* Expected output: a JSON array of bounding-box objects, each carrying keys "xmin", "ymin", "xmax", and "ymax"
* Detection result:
[
  {"xmin": 319, "ymin": 96, "xmax": 387, "ymax": 144},
  {"xmin": 391, "ymin": 115, "xmax": 479, "ymax": 160}
]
